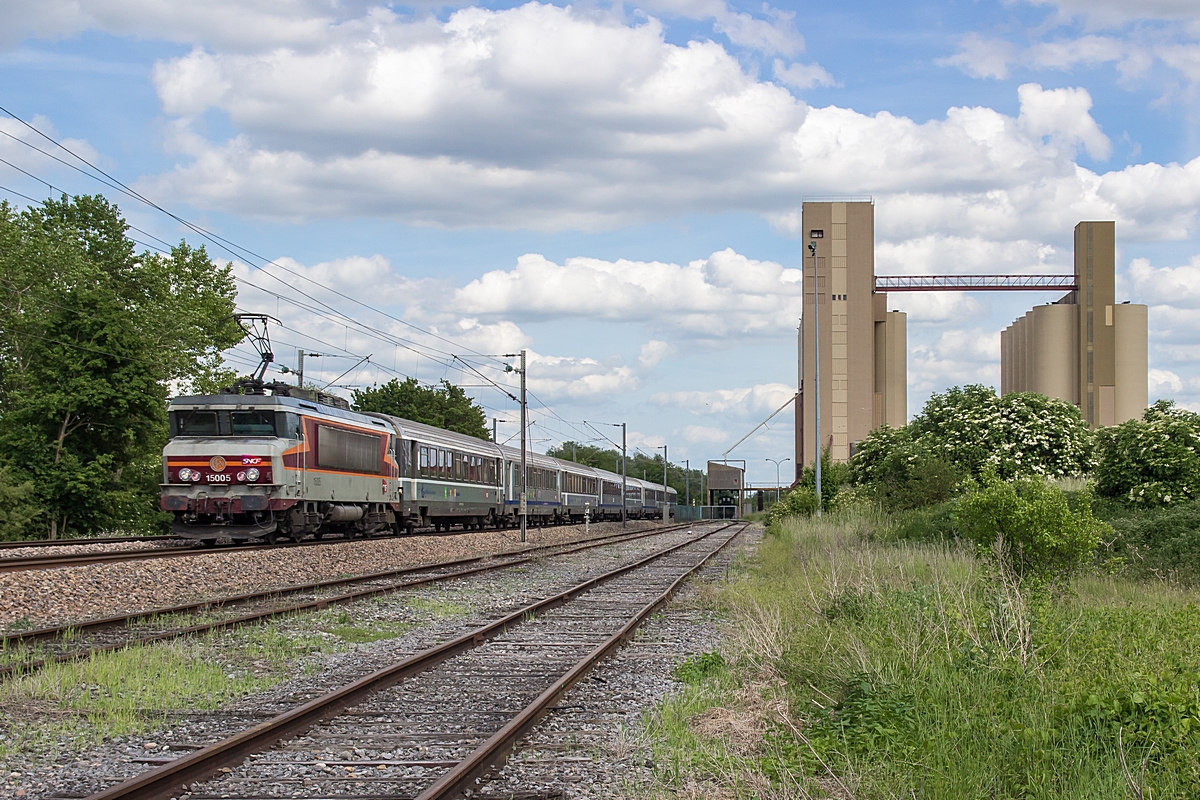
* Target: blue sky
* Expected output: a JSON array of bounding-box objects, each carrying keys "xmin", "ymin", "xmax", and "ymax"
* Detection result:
[{"xmin": 3, "ymin": 0, "xmax": 1199, "ymax": 487}]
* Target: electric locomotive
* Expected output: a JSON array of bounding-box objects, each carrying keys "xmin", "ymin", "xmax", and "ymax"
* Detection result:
[{"xmin": 162, "ymin": 391, "xmax": 402, "ymax": 544}]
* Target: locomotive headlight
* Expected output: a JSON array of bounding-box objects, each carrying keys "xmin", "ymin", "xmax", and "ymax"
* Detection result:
[
  {"xmin": 177, "ymin": 468, "xmax": 192, "ymax": 482},
  {"xmin": 191, "ymin": 471, "xmax": 202, "ymax": 482},
  {"xmin": 245, "ymin": 468, "xmax": 261, "ymax": 482}
]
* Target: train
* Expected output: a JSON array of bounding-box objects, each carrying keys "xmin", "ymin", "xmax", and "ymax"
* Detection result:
[{"xmin": 160, "ymin": 389, "xmax": 676, "ymax": 544}]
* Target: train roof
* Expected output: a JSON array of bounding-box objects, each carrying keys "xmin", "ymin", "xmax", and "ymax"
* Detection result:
[{"xmin": 168, "ymin": 393, "xmax": 385, "ymax": 428}]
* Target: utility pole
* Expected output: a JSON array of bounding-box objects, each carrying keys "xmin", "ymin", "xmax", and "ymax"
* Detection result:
[
  {"xmin": 590, "ymin": 421, "xmax": 628, "ymax": 527},
  {"xmin": 520, "ymin": 349, "xmax": 527, "ymax": 542},
  {"xmin": 503, "ymin": 353, "xmax": 529, "ymax": 542},
  {"xmin": 621, "ymin": 423, "xmax": 627, "ymax": 528},
  {"xmin": 661, "ymin": 444, "xmax": 668, "ymax": 523},
  {"xmin": 572, "ymin": 442, "xmax": 576, "ymax": 462},
  {"xmin": 808, "ymin": 240, "xmax": 822, "ymax": 517},
  {"xmin": 685, "ymin": 459, "xmax": 690, "ymax": 508}
]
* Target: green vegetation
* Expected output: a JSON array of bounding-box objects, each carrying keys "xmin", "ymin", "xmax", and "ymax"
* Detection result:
[
  {"xmin": 352, "ymin": 377, "xmax": 490, "ymax": 440},
  {"xmin": 1095, "ymin": 400, "xmax": 1200, "ymax": 507},
  {"xmin": 956, "ymin": 476, "xmax": 1109, "ymax": 582},
  {"xmin": 646, "ymin": 511, "xmax": 1200, "ymax": 799},
  {"xmin": 0, "ymin": 196, "xmax": 242, "ymax": 539},
  {"xmin": 650, "ymin": 385, "xmax": 1200, "ymax": 797}
]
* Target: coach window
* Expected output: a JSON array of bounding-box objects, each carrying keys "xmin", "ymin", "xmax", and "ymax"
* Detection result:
[{"xmin": 419, "ymin": 446, "xmax": 429, "ymax": 476}]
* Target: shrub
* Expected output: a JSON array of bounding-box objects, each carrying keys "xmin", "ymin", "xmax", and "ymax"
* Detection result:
[
  {"xmin": 0, "ymin": 465, "xmax": 39, "ymax": 541},
  {"xmin": 852, "ymin": 428, "xmax": 965, "ymax": 511},
  {"xmin": 956, "ymin": 476, "xmax": 1109, "ymax": 580},
  {"xmin": 849, "ymin": 386, "xmax": 1092, "ymax": 514},
  {"xmin": 767, "ymin": 485, "xmax": 817, "ymax": 526},
  {"xmin": 1095, "ymin": 399, "xmax": 1200, "ymax": 507},
  {"xmin": 1104, "ymin": 498, "xmax": 1200, "ymax": 582}
]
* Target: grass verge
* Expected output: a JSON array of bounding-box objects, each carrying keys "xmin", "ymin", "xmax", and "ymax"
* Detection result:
[{"xmin": 644, "ymin": 510, "xmax": 1200, "ymax": 799}]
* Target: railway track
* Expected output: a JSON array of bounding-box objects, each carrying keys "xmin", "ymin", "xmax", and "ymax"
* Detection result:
[
  {"xmin": 84, "ymin": 520, "xmax": 747, "ymax": 800},
  {"xmin": 0, "ymin": 518, "xmax": 669, "ymax": 574},
  {"xmin": 0, "ymin": 521, "xmax": 701, "ymax": 678},
  {"xmin": 0, "ymin": 534, "xmax": 182, "ymax": 551}
]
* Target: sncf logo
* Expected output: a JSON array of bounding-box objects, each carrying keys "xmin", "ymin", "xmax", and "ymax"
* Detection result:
[{"xmin": 241, "ymin": 456, "xmax": 263, "ymax": 466}]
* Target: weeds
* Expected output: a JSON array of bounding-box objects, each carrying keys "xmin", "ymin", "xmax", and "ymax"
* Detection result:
[{"xmin": 645, "ymin": 509, "xmax": 1200, "ymax": 799}]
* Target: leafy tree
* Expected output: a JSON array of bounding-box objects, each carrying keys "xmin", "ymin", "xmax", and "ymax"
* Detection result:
[
  {"xmin": 910, "ymin": 386, "xmax": 1092, "ymax": 479},
  {"xmin": 352, "ymin": 377, "xmax": 489, "ymax": 440},
  {"xmin": 1095, "ymin": 400, "xmax": 1200, "ymax": 507},
  {"xmin": 850, "ymin": 425, "xmax": 965, "ymax": 511},
  {"xmin": 0, "ymin": 466, "xmax": 39, "ymax": 541},
  {"xmin": 0, "ymin": 196, "xmax": 242, "ymax": 538}
]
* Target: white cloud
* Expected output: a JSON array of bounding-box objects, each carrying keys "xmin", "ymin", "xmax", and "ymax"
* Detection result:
[
  {"xmin": 1127, "ymin": 255, "xmax": 1200, "ymax": 308},
  {"xmin": 772, "ymin": 59, "xmax": 837, "ymax": 89},
  {"xmin": 909, "ymin": 327, "xmax": 1000, "ymax": 398},
  {"xmin": 122, "ymin": 5, "xmax": 1198, "ymax": 242},
  {"xmin": 1149, "ymin": 368, "xmax": 1184, "ymax": 394},
  {"xmin": 651, "ymin": 382, "xmax": 796, "ymax": 416},
  {"xmin": 935, "ymin": 33, "xmax": 1017, "ymax": 79},
  {"xmin": 682, "ymin": 424, "xmax": 729, "ymax": 443},
  {"xmin": 0, "ymin": 0, "xmax": 358, "ymax": 51},
  {"xmin": 453, "ymin": 249, "xmax": 803, "ymax": 339},
  {"xmin": 1030, "ymin": 0, "xmax": 1200, "ymax": 26},
  {"xmin": 638, "ymin": 340, "xmax": 673, "ymax": 369},
  {"xmin": 1017, "ymin": 83, "xmax": 1111, "ymax": 160},
  {"xmin": 637, "ymin": 0, "xmax": 803, "ymax": 55}
]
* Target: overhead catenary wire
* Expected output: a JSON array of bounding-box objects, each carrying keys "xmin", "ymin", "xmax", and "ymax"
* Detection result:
[
  {"xmin": 0, "ymin": 157, "xmax": 501, "ymax": 400},
  {"xmin": 1, "ymin": 113, "xmax": 633, "ymax": 455},
  {"xmin": 0, "ymin": 105, "xmax": 507, "ymax": 368}
]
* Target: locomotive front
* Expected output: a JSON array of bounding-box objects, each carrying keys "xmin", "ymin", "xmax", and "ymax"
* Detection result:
[{"xmin": 161, "ymin": 395, "xmax": 296, "ymax": 543}]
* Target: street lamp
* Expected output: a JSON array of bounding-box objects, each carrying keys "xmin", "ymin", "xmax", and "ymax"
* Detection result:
[
  {"xmin": 765, "ymin": 457, "xmax": 790, "ymax": 505},
  {"xmin": 808, "ymin": 240, "xmax": 822, "ymax": 517}
]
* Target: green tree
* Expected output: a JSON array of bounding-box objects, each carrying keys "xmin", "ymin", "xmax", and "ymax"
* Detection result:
[
  {"xmin": 352, "ymin": 377, "xmax": 489, "ymax": 440},
  {"xmin": 0, "ymin": 196, "xmax": 242, "ymax": 538},
  {"xmin": 1095, "ymin": 400, "xmax": 1200, "ymax": 507}
]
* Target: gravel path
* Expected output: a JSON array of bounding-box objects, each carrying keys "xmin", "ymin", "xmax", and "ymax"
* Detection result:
[
  {"xmin": 0, "ymin": 522, "xmax": 659, "ymax": 630},
  {"xmin": 0, "ymin": 523, "xmax": 723, "ymax": 799}
]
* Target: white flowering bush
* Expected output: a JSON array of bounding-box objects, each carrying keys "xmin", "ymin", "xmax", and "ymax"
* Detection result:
[
  {"xmin": 910, "ymin": 385, "xmax": 1093, "ymax": 480},
  {"xmin": 1095, "ymin": 400, "xmax": 1200, "ymax": 507},
  {"xmin": 850, "ymin": 386, "xmax": 1093, "ymax": 508}
]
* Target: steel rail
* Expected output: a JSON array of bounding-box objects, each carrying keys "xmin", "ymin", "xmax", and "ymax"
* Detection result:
[
  {"xmin": 418, "ymin": 521, "xmax": 746, "ymax": 799},
  {"xmin": 83, "ymin": 522, "xmax": 739, "ymax": 800},
  {"xmin": 0, "ymin": 517, "xmax": 669, "ymax": 573},
  {"xmin": 1, "ymin": 521, "xmax": 700, "ymax": 678},
  {"xmin": 0, "ymin": 534, "xmax": 182, "ymax": 551}
]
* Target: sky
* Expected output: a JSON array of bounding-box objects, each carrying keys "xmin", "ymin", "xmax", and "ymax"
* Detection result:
[{"xmin": 2, "ymin": 0, "xmax": 1200, "ymax": 488}]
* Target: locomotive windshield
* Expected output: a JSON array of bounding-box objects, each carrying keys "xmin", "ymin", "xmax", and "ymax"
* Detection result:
[{"xmin": 170, "ymin": 409, "xmax": 302, "ymax": 439}]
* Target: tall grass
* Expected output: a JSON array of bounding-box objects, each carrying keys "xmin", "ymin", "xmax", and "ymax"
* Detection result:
[{"xmin": 645, "ymin": 510, "xmax": 1200, "ymax": 799}]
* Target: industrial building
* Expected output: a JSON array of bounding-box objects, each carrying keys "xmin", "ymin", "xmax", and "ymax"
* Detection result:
[
  {"xmin": 791, "ymin": 211, "xmax": 1148, "ymax": 479},
  {"xmin": 1000, "ymin": 221, "xmax": 1147, "ymax": 427},
  {"xmin": 795, "ymin": 200, "xmax": 907, "ymax": 470}
]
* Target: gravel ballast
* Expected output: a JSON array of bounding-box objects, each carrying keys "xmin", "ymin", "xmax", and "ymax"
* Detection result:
[
  {"xmin": 0, "ymin": 522, "xmax": 660, "ymax": 629},
  {"xmin": 1, "ymin": 523, "xmax": 747, "ymax": 799}
]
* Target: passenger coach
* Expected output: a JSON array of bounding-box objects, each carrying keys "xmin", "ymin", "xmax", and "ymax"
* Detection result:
[{"xmin": 162, "ymin": 390, "xmax": 677, "ymax": 541}]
